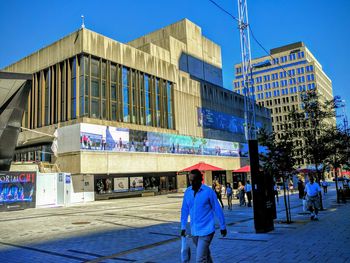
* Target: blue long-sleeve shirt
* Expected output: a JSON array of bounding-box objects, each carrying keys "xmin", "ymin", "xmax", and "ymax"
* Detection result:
[{"xmin": 181, "ymin": 184, "xmax": 226, "ymax": 236}]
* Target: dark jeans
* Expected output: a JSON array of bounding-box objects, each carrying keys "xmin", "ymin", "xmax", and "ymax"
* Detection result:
[
  {"xmin": 192, "ymin": 232, "xmax": 214, "ymax": 263},
  {"xmin": 246, "ymin": 192, "xmax": 252, "ymax": 207},
  {"xmin": 217, "ymin": 195, "xmax": 224, "ymax": 208}
]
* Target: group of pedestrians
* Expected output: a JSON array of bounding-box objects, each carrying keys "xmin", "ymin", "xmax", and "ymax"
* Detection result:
[
  {"xmin": 211, "ymin": 180, "xmax": 253, "ymax": 210},
  {"xmin": 236, "ymin": 181, "xmax": 252, "ymax": 207},
  {"xmin": 180, "ymin": 170, "xmax": 333, "ymax": 262}
]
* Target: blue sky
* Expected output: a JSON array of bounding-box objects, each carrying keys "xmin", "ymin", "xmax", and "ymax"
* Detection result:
[{"xmin": 1, "ymin": 0, "xmax": 350, "ymax": 117}]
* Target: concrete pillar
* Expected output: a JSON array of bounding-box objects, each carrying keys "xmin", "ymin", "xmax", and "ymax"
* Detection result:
[
  {"xmin": 177, "ymin": 174, "xmax": 187, "ymax": 192},
  {"xmin": 226, "ymin": 170, "xmax": 233, "ymax": 184},
  {"xmin": 203, "ymin": 171, "xmax": 212, "ymax": 187}
]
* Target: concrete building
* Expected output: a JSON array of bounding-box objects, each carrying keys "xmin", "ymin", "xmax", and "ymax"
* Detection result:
[
  {"xmin": 233, "ymin": 42, "xmax": 334, "ymax": 166},
  {"xmin": 2, "ymin": 19, "xmax": 271, "ymax": 199}
]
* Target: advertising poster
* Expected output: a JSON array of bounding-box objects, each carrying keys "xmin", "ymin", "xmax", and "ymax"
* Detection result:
[
  {"xmin": 198, "ymin": 107, "xmax": 245, "ymax": 135},
  {"xmin": 80, "ymin": 123, "xmax": 244, "ymax": 157},
  {"xmin": 113, "ymin": 178, "xmax": 129, "ymax": 192},
  {"xmin": 80, "ymin": 123, "xmax": 129, "ymax": 151},
  {"xmin": 0, "ymin": 171, "xmax": 36, "ymax": 211},
  {"xmin": 130, "ymin": 177, "xmax": 143, "ymax": 191}
]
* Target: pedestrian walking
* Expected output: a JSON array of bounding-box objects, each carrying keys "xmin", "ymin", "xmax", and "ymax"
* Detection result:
[
  {"xmin": 274, "ymin": 183, "xmax": 279, "ymax": 204},
  {"xmin": 244, "ymin": 180, "xmax": 252, "ymax": 207},
  {"xmin": 226, "ymin": 183, "xmax": 233, "ymax": 210},
  {"xmin": 304, "ymin": 176, "xmax": 322, "ymax": 221},
  {"xmin": 237, "ymin": 181, "xmax": 246, "ymax": 206},
  {"xmin": 181, "ymin": 169, "xmax": 227, "ymax": 263},
  {"xmin": 215, "ymin": 182, "xmax": 224, "ymax": 208},
  {"xmin": 322, "ymin": 180, "xmax": 328, "ymax": 194},
  {"xmin": 298, "ymin": 178, "xmax": 304, "ymax": 199}
]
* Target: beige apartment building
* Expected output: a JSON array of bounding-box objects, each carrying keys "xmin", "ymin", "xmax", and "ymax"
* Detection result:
[
  {"xmin": 2, "ymin": 19, "xmax": 271, "ymax": 199},
  {"xmin": 233, "ymin": 42, "xmax": 334, "ymax": 166}
]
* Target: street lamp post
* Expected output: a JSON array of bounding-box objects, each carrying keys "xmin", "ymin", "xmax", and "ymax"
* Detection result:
[{"xmin": 246, "ymin": 60, "xmax": 274, "ymax": 233}]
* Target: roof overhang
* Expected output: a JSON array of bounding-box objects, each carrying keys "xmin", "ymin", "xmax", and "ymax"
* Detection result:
[{"xmin": 0, "ymin": 71, "xmax": 32, "ymax": 109}]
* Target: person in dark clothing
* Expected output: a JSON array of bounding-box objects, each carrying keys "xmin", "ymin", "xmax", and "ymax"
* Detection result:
[{"xmin": 298, "ymin": 178, "xmax": 304, "ymax": 199}]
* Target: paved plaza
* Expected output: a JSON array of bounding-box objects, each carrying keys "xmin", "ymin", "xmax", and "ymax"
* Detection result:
[{"xmin": 0, "ymin": 184, "xmax": 349, "ymax": 263}]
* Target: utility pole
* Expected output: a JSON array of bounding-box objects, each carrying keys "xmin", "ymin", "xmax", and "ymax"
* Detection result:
[{"xmin": 237, "ymin": 0, "xmax": 274, "ymax": 233}]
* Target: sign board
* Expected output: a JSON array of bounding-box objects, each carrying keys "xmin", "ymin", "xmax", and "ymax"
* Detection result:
[
  {"xmin": 65, "ymin": 175, "xmax": 71, "ymax": 184},
  {"xmin": 130, "ymin": 177, "xmax": 143, "ymax": 191},
  {"xmin": 113, "ymin": 177, "xmax": 129, "ymax": 192},
  {"xmin": 0, "ymin": 171, "xmax": 37, "ymax": 211}
]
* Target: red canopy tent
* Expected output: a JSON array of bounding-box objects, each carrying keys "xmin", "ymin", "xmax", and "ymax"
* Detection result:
[
  {"xmin": 233, "ymin": 165, "xmax": 250, "ymax": 173},
  {"xmin": 179, "ymin": 161, "xmax": 224, "ymax": 172},
  {"xmin": 341, "ymin": 171, "xmax": 350, "ymax": 176}
]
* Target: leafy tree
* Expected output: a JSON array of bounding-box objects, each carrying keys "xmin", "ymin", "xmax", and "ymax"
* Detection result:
[
  {"xmin": 289, "ymin": 90, "xmax": 335, "ymax": 175},
  {"xmin": 287, "ymin": 89, "xmax": 338, "ymax": 209},
  {"xmin": 322, "ymin": 126, "xmax": 350, "ymax": 202}
]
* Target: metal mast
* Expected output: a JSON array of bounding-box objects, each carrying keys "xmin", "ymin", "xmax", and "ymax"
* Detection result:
[
  {"xmin": 236, "ymin": 0, "xmax": 275, "ymax": 233},
  {"xmin": 237, "ymin": 0, "xmax": 256, "ymax": 140}
]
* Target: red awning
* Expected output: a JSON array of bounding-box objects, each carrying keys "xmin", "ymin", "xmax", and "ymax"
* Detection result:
[
  {"xmin": 179, "ymin": 162, "xmax": 224, "ymax": 172},
  {"xmin": 233, "ymin": 165, "xmax": 250, "ymax": 173},
  {"xmin": 341, "ymin": 171, "xmax": 350, "ymax": 176}
]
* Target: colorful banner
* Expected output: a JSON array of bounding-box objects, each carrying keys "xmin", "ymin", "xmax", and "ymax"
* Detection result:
[
  {"xmin": 79, "ymin": 123, "xmax": 246, "ymax": 157},
  {"xmin": 0, "ymin": 171, "xmax": 36, "ymax": 211}
]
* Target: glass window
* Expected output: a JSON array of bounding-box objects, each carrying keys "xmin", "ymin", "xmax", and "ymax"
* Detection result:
[
  {"xmin": 156, "ymin": 78, "xmax": 161, "ymax": 127},
  {"xmin": 121, "ymin": 67, "xmax": 130, "ymax": 122},
  {"xmin": 84, "ymin": 56, "xmax": 89, "ymax": 75},
  {"xmin": 123, "ymin": 86, "xmax": 129, "ymax": 122},
  {"xmin": 102, "ymin": 81, "xmax": 106, "ymax": 99},
  {"xmin": 91, "ymin": 98, "xmax": 100, "ymax": 118},
  {"xmin": 145, "ymin": 74, "xmax": 151, "ymax": 126},
  {"xmin": 102, "ymin": 61, "xmax": 106, "ymax": 80},
  {"xmin": 91, "ymin": 79, "xmax": 100, "ymax": 97},
  {"xmin": 79, "ymin": 55, "xmax": 85, "ymax": 116},
  {"xmin": 122, "ymin": 67, "xmax": 128, "ymax": 86},
  {"xmin": 111, "ymin": 83, "xmax": 117, "ymax": 100},
  {"xmin": 111, "ymin": 103, "xmax": 117, "ymax": 121},
  {"xmin": 91, "ymin": 58, "xmax": 100, "ymax": 78},
  {"xmin": 102, "ymin": 101, "xmax": 106, "ymax": 119},
  {"xmin": 111, "ymin": 64, "xmax": 117, "ymax": 82},
  {"xmin": 45, "ymin": 69, "xmax": 51, "ymax": 125}
]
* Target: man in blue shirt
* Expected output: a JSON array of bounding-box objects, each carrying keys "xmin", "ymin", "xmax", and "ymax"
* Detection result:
[
  {"xmin": 181, "ymin": 169, "xmax": 227, "ymax": 262},
  {"xmin": 244, "ymin": 180, "xmax": 252, "ymax": 207}
]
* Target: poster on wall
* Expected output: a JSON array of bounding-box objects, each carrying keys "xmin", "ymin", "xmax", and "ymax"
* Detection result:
[
  {"xmin": 197, "ymin": 107, "xmax": 245, "ymax": 135},
  {"xmin": 80, "ymin": 123, "xmax": 129, "ymax": 151},
  {"xmin": 0, "ymin": 171, "xmax": 36, "ymax": 211},
  {"xmin": 130, "ymin": 177, "xmax": 143, "ymax": 191},
  {"xmin": 113, "ymin": 178, "xmax": 129, "ymax": 192},
  {"xmin": 80, "ymin": 123, "xmax": 243, "ymax": 157}
]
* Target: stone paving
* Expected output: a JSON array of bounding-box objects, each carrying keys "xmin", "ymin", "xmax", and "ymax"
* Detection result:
[{"xmin": 0, "ymin": 184, "xmax": 348, "ymax": 263}]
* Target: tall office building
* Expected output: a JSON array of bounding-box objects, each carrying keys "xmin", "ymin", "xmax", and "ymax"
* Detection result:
[{"xmin": 233, "ymin": 42, "xmax": 334, "ymax": 166}]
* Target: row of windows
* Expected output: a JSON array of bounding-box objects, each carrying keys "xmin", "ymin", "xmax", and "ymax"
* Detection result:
[
  {"xmin": 234, "ymin": 65, "xmax": 314, "ymax": 89},
  {"xmin": 23, "ymin": 54, "xmax": 174, "ymax": 130},
  {"xmin": 202, "ymin": 84, "xmax": 257, "ymax": 108},
  {"xmin": 235, "ymin": 51, "xmax": 306, "ymax": 74},
  {"xmin": 260, "ymin": 96, "xmax": 298, "ymax": 108},
  {"xmin": 245, "ymin": 83, "xmax": 315, "ymax": 100}
]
